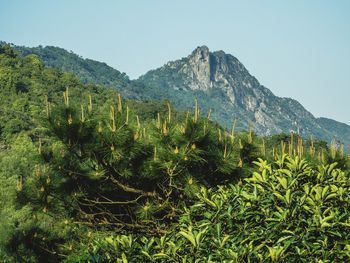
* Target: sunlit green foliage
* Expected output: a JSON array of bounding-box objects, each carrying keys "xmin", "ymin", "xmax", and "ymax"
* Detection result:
[
  {"xmin": 66, "ymin": 155, "xmax": 350, "ymax": 262},
  {"xmin": 1, "ymin": 45, "xmax": 349, "ymax": 262}
]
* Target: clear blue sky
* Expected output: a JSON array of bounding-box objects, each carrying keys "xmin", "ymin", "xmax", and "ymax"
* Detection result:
[{"xmin": 1, "ymin": 0, "xmax": 349, "ymax": 125}]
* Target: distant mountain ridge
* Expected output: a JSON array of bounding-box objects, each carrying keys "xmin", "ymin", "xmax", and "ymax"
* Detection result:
[
  {"xmin": 8, "ymin": 43, "xmax": 148, "ymax": 100},
  {"xmin": 4, "ymin": 41, "xmax": 350, "ymax": 151}
]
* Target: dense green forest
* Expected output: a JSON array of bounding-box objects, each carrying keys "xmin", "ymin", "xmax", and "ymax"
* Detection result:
[
  {"xmin": 0, "ymin": 45, "xmax": 349, "ymax": 262},
  {"xmin": 8, "ymin": 42, "xmax": 350, "ymax": 153},
  {"xmin": 14, "ymin": 44, "xmax": 130, "ymax": 87}
]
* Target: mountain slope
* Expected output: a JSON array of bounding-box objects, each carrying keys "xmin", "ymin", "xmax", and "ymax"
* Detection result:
[
  {"xmin": 137, "ymin": 46, "xmax": 349, "ymax": 150},
  {"xmin": 17, "ymin": 45, "xmax": 129, "ymax": 86},
  {"xmin": 5, "ymin": 43, "xmax": 148, "ymax": 100},
  {"xmin": 0, "ymin": 44, "xmax": 183, "ymax": 143},
  {"xmin": 5, "ymin": 42, "xmax": 349, "ymax": 151},
  {"xmin": 317, "ymin": 117, "xmax": 350, "ymax": 145}
]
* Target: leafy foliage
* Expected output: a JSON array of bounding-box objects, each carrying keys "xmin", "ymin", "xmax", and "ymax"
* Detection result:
[
  {"xmin": 66, "ymin": 155, "xmax": 350, "ymax": 262},
  {"xmin": 1, "ymin": 45, "xmax": 349, "ymax": 262}
]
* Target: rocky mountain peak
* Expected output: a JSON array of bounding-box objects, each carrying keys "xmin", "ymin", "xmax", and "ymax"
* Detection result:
[
  {"xmin": 190, "ymin": 45, "xmax": 210, "ymax": 59},
  {"xmin": 179, "ymin": 46, "xmax": 252, "ymax": 94},
  {"xmin": 183, "ymin": 45, "xmax": 211, "ymax": 90},
  {"xmin": 177, "ymin": 46, "xmax": 261, "ymax": 108},
  {"xmin": 138, "ymin": 45, "xmax": 320, "ymax": 133},
  {"xmin": 136, "ymin": 46, "xmax": 350, "ymax": 151}
]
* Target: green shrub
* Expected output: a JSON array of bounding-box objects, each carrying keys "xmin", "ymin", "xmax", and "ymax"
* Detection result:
[{"xmin": 68, "ymin": 155, "xmax": 350, "ymax": 262}]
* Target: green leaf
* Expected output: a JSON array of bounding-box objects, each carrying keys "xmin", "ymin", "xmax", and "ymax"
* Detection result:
[
  {"xmin": 141, "ymin": 251, "xmax": 152, "ymax": 260},
  {"xmin": 321, "ymin": 222, "xmax": 331, "ymax": 228},
  {"xmin": 277, "ymin": 235, "xmax": 293, "ymax": 244},
  {"xmin": 325, "ymin": 193, "xmax": 337, "ymax": 201},
  {"xmin": 220, "ymin": 235, "xmax": 230, "ymax": 248},
  {"xmin": 179, "ymin": 230, "xmax": 196, "ymax": 247},
  {"xmin": 321, "ymin": 186, "xmax": 329, "ymax": 199},
  {"xmin": 276, "ymin": 176, "xmax": 288, "ymax": 190},
  {"xmin": 273, "ymin": 192, "xmax": 285, "ymax": 203},
  {"xmin": 153, "ymin": 253, "xmax": 169, "ymax": 259},
  {"xmin": 122, "ymin": 253, "xmax": 128, "ymax": 263},
  {"xmin": 285, "ymin": 189, "xmax": 292, "ymax": 204}
]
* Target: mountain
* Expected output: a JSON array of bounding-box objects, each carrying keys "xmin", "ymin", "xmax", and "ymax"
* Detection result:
[
  {"xmin": 16, "ymin": 45, "xmax": 129, "ymax": 86},
  {"xmin": 0, "ymin": 44, "xmax": 183, "ymax": 145},
  {"xmin": 137, "ymin": 46, "xmax": 350, "ymax": 151},
  {"xmin": 8, "ymin": 43, "xmax": 148, "ymax": 100},
  {"xmin": 317, "ymin": 117, "xmax": 350, "ymax": 145},
  {"xmin": 5, "ymin": 42, "xmax": 350, "ymax": 151}
]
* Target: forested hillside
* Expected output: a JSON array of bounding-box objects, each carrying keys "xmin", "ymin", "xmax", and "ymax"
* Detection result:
[
  {"xmin": 9, "ymin": 43, "xmax": 149, "ymax": 100},
  {"xmin": 0, "ymin": 45, "xmax": 349, "ymax": 262},
  {"xmin": 7, "ymin": 42, "xmax": 350, "ymax": 153},
  {"xmin": 15, "ymin": 45, "xmax": 130, "ymax": 87}
]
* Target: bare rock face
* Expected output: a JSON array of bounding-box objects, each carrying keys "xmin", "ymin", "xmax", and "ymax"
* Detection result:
[
  {"xmin": 181, "ymin": 47, "xmax": 272, "ymax": 112},
  {"xmin": 183, "ymin": 46, "xmax": 211, "ymax": 90}
]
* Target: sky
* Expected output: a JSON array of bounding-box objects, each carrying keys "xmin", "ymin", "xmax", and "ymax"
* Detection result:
[{"xmin": 1, "ymin": 0, "xmax": 350, "ymax": 125}]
